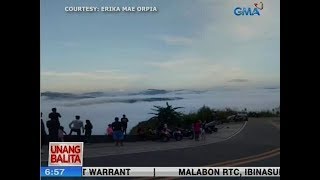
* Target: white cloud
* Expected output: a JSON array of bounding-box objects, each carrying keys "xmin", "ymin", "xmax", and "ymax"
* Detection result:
[
  {"xmin": 42, "ymin": 71, "xmax": 142, "ymax": 80},
  {"xmin": 144, "ymin": 57, "xmax": 250, "ymax": 90},
  {"xmin": 146, "ymin": 58, "xmax": 195, "ymax": 70},
  {"xmin": 42, "ymin": 58, "xmax": 251, "ymax": 92},
  {"xmin": 145, "ymin": 0, "xmax": 280, "ymax": 90},
  {"xmin": 41, "ymin": 70, "xmax": 145, "ymax": 92},
  {"xmin": 156, "ymin": 35, "xmax": 193, "ymax": 46},
  {"xmin": 200, "ymin": 0, "xmax": 280, "ymax": 42}
]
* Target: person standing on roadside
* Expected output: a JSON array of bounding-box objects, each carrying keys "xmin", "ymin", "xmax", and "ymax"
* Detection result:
[
  {"xmin": 41, "ymin": 112, "xmax": 47, "ymax": 153},
  {"xmin": 112, "ymin": 117, "xmax": 124, "ymax": 146},
  {"xmin": 121, "ymin": 114, "xmax": 129, "ymax": 135},
  {"xmin": 84, "ymin": 120, "xmax": 93, "ymax": 144},
  {"xmin": 49, "ymin": 108, "xmax": 61, "ymax": 124},
  {"xmin": 48, "ymin": 108, "xmax": 61, "ymax": 142},
  {"xmin": 69, "ymin": 115, "xmax": 84, "ymax": 136},
  {"xmin": 193, "ymin": 120, "xmax": 201, "ymax": 141},
  {"xmin": 201, "ymin": 120, "xmax": 206, "ymax": 140}
]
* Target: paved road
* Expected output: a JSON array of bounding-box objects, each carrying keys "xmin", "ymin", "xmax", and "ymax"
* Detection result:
[
  {"xmin": 41, "ymin": 121, "xmax": 245, "ymax": 161},
  {"xmin": 41, "ymin": 118, "xmax": 280, "ymax": 179},
  {"xmin": 83, "ymin": 118, "xmax": 280, "ymax": 167}
]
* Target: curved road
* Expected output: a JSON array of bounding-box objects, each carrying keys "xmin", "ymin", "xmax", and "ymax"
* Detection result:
[{"xmin": 83, "ymin": 118, "xmax": 280, "ymax": 167}]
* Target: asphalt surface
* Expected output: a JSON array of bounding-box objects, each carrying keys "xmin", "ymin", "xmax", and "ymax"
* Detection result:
[
  {"xmin": 82, "ymin": 118, "xmax": 280, "ymax": 167},
  {"xmin": 41, "ymin": 118, "xmax": 280, "ymax": 179}
]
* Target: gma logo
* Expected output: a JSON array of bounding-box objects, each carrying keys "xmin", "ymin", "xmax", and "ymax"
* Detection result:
[{"xmin": 234, "ymin": 7, "xmax": 261, "ymax": 16}]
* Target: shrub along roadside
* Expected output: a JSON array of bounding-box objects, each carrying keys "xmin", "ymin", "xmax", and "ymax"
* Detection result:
[{"xmin": 129, "ymin": 103, "xmax": 279, "ymax": 135}]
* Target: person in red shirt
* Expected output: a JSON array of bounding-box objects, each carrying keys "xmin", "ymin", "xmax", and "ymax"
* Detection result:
[{"xmin": 193, "ymin": 120, "xmax": 202, "ymax": 141}]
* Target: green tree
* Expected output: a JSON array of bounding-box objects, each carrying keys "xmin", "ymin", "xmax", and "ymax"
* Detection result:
[
  {"xmin": 182, "ymin": 112, "xmax": 197, "ymax": 128},
  {"xmin": 150, "ymin": 102, "xmax": 184, "ymax": 126},
  {"xmin": 197, "ymin": 105, "xmax": 214, "ymax": 122}
]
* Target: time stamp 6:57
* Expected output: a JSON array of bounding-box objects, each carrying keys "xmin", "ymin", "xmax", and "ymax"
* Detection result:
[{"xmin": 41, "ymin": 167, "xmax": 82, "ymax": 177}]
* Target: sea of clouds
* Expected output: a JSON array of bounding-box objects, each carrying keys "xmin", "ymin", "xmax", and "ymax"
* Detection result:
[{"xmin": 40, "ymin": 88, "xmax": 280, "ymax": 135}]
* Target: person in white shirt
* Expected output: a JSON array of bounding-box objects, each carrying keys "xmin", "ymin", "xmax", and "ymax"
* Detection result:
[{"xmin": 69, "ymin": 115, "xmax": 84, "ymax": 136}]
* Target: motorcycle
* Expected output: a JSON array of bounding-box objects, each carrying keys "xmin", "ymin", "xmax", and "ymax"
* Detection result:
[
  {"xmin": 181, "ymin": 128, "xmax": 194, "ymax": 140},
  {"xmin": 204, "ymin": 125, "xmax": 218, "ymax": 134},
  {"xmin": 172, "ymin": 128, "xmax": 183, "ymax": 141},
  {"xmin": 159, "ymin": 129, "xmax": 171, "ymax": 142}
]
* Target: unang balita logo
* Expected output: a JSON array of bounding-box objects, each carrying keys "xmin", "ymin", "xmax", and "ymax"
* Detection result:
[
  {"xmin": 48, "ymin": 142, "xmax": 83, "ymax": 166},
  {"xmin": 234, "ymin": 2, "xmax": 264, "ymax": 16}
]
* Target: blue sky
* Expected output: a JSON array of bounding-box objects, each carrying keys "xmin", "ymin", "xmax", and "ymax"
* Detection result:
[{"xmin": 41, "ymin": 0, "xmax": 280, "ymax": 93}]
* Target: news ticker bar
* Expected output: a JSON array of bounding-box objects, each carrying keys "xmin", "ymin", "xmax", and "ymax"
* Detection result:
[{"xmin": 41, "ymin": 167, "xmax": 280, "ymax": 177}]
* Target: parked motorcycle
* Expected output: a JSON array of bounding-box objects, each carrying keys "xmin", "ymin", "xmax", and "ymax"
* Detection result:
[
  {"xmin": 181, "ymin": 128, "xmax": 194, "ymax": 140},
  {"xmin": 159, "ymin": 129, "xmax": 171, "ymax": 142},
  {"xmin": 172, "ymin": 128, "xmax": 183, "ymax": 141}
]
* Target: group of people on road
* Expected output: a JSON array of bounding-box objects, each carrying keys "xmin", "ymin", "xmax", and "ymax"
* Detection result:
[
  {"xmin": 41, "ymin": 108, "xmax": 130, "ymax": 148},
  {"xmin": 41, "ymin": 108, "xmax": 209, "ymax": 148},
  {"xmin": 105, "ymin": 114, "xmax": 129, "ymax": 146},
  {"xmin": 41, "ymin": 108, "xmax": 93, "ymax": 146}
]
